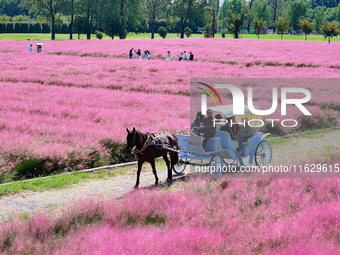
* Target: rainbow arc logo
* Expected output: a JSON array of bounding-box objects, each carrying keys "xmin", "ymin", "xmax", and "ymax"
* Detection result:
[{"xmin": 196, "ymin": 82, "xmax": 223, "ymax": 106}]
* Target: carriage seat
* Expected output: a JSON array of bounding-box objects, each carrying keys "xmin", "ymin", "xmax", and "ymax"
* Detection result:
[{"xmin": 216, "ymin": 132, "xmax": 238, "ymax": 150}]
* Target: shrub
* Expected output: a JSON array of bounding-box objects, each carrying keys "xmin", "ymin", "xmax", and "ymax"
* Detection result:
[
  {"xmin": 0, "ymin": 23, "xmax": 6, "ymax": 34},
  {"xmin": 95, "ymin": 30, "xmax": 103, "ymax": 39},
  {"xmin": 29, "ymin": 23, "xmax": 42, "ymax": 33},
  {"xmin": 21, "ymin": 23, "xmax": 29, "ymax": 33},
  {"xmin": 158, "ymin": 26, "xmax": 167, "ymax": 39},
  {"xmin": 13, "ymin": 157, "xmax": 52, "ymax": 180},
  {"xmin": 120, "ymin": 29, "xmax": 128, "ymax": 39},
  {"xmin": 14, "ymin": 23, "xmax": 21, "ymax": 33},
  {"xmin": 6, "ymin": 23, "xmax": 13, "ymax": 33},
  {"xmin": 100, "ymin": 139, "xmax": 135, "ymax": 164},
  {"xmin": 184, "ymin": 27, "xmax": 192, "ymax": 38},
  {"xmin": 42, "ymin": 23, "xmax": 50, "ymax": 33}
]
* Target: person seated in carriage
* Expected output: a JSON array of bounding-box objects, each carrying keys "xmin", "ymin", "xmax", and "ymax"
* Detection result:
[
  {"xmin": 190, "ymin": 111, "xmax": 204, "ymax": 129},
  {"xmin": 235, "ymin": 118, "xmax": 253, "ymax": 142},
  {"xmin": 194, "ymin": 109, "xmax": 215, "ymax": 151}
]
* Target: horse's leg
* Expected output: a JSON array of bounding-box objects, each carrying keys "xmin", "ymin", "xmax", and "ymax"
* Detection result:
[
  {"xmin": 150, "ymin": 159, "xmax": 159, "ymax": 186},
  {"xmin": 163, "ymin": 153, "xmax": 172, "ymax": 182},
  {"xmin": 135, "ymin": 160, "xmax": 144, "ymax": 189}
]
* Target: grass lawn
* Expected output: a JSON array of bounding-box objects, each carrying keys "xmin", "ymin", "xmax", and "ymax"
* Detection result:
[{"xmin": 0, "ymin": 32, "xmax": 339, "ymax": 42}]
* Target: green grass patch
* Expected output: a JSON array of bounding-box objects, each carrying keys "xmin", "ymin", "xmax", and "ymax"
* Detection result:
[
  {"xmin": 266, "ymin": 128, "xmax": 337, "ymax": 146},
  {"xmin": 1, "ymin": 33, "xmax": 339, "ymax": 41},
  {"xmin": 0, "ymin": 168, "xmax": 130, "ymax": 197}
]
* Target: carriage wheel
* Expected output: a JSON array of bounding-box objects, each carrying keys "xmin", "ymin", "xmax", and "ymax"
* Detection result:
[
  {"xmin": 210, "ymin": 155, "xmax": 224, "ymax": 179},
  {"xmin": 173, "ymin": 158, "xmax": 186, "ymax": 174},
  {"xmin": 224, "ymin": 158, "xmax": 237, "ymax": 166},
  {"xmin": 255, "ymin": 140, "xmax": 272, "ymax": 168}
]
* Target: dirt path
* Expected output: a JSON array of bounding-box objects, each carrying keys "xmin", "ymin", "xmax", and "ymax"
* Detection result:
[{"xmin": 0, "ymin": 130, "xmax": 339, "ymax": 220}]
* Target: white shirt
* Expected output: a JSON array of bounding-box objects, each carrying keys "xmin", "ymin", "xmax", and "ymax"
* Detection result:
[{"xmin": 184, "ymin": 53, "xmax": 189, "ymax": 60}]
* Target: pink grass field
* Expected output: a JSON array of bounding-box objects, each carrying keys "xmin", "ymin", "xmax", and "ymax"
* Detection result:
[
  {"xmin": 0, "ymin": 39, "xmax": 340, "ymax": 171},
  {"xmin": 1, "ymin": 153, "xmax": 340, "ymax": 255}
]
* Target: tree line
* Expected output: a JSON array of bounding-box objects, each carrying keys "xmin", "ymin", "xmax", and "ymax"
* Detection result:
[{"xmin": 0, "ymin": 0, "xmax": 339, "ymax": 40}]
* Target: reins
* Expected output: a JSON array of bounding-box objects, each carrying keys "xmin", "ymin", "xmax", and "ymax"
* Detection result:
[{"xmin": 132, "ymin": 132, "xmax": 150, "ymax": 154}]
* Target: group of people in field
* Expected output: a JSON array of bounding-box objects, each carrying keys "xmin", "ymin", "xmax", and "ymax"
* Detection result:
[
  {"xmin": 129, "ymin": 47, "xmax": 194, "ymax": 61},
  {"xmin": 129, "ymin": 48, "xmax": 151, "ymax": 60},
  {"xmin": 29, "ymin": 44, "xmax": 43, "ymax": 53},
  {"xmin": 174, "ymin": 51, "xmax": 194, "ymax": 61}
]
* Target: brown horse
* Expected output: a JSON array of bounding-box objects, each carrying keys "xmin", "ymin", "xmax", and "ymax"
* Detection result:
[{"xmin": 126, "ymin": 128, "xmax": 179, "ymax": 188}]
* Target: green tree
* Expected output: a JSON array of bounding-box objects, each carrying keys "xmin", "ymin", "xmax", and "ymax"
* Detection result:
[
  {"xmin": 205, "ymin": 5, "xmax": 218, "ymax": 38},
  {"xmin": 321, "ymin": 21, "xmax": 339, "ymax": 44},
  {"xmin": 172, "ymin": 0, "xmax": 196, "ymax": 39},
  {"xmin": 253, "ymin": 17, "xmax": 266, "ymax": 39},
  {"xmin": 64, "ymin": 0, "xmax": 79, "ymax": 39},
  {"xmin": 252, "ymin": 0, "xmax": 271, "ymax": 25},
  {"xmin": 145, "ymin": 0, "xmax": 169, "ymax": 39},
  {"xmin": 184, "ymin": 26, "xmax": 192, "ymax": 37},
  {"xmin": 73, "ymin": 16, "xmax": 86, "ymax": 39},
  {"xmin": 157, "ymin": 26, "xmax": 167, "ymax": 38},
  {"xmin": 24, "ymin": 0, "xmax": 66, "ymax": 40},
  {"xmin": 12, "ymin": 15, "xmax": 30, "ymax": 22},
  {"xmin": 275, "ymin": 16, "xmax": 290, "ymax": 40},
  {"xmin": 224, "ymin": 5, "xmax": 249, "ymax": 39},
  {"xmin": 218, "ymin": 0, "xmax": 247, "ymax": 20},
  {"xmin": 103, "ymin": 13, "xmax": 122, "ymax": 39},
  {"xmin": 288, "ymin": 0, "xmax": 308, "ymax": 34},
  {"xmin": 313, "ymin": 6, "xmax": 325, "ymax": 34},
  {"xmin": 299, "ymin": 19, "xmax": 314, "ymax": 40},
  {"xmin": 0, "ymin": 14, "xmax": 10, "ymax": 22}
]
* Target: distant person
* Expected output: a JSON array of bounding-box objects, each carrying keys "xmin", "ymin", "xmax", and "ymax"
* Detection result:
[
  {"xmin": 135, "ymin": 49, "xmax": 142, "ymax": 59},
  {"xmin": 37, "ymin": 45, "xmax": 43, "ymax": 53},
  {"xmin": 146, "ymin": 50, "xmax": 151, "ymax": 60},
  {"xmin": 178, "ymin": 52, "xmax": 184, "ymax": 61},
  {"xmin": 29, "ymin": 44, "xmax": 33, "ymax": 53},
  {"xmin": 166, "ymin": 51, "xmax": 172, "ymax": 61},
  {"xmin": 184, "ymin": 51, "xmax": 189, "ymax": 61},
  {"xmin": 143, "ymin": 50, "xmax": 148, "ymax": 59},
  {"xmin": 189, "ymin": 52, "xmax": 194, "ymax": 61},
  {"xmin": 129, "ymin": 48, "xmax": 134, "ymax": 59}
]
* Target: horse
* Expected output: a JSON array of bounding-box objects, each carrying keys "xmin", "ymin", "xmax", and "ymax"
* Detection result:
[{"xmin": 126, "ymin": 127, "xmax": 179, "ymax": 188}]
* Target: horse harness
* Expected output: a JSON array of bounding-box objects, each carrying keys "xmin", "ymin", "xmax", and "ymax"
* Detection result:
[{"xmin": 132, "ymin": 131, "xmax": 172, "ymax": 154}]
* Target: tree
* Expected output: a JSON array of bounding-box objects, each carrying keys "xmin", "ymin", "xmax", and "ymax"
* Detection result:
[
  {"xmin": 103, "ymin": 13, "xmax": 122, "ymax": 39},
  {"xmin": 12, "ymin": 15, "xmax": 30, "ymax": 22},
  {"xmin": 172, "ymin": 0, "xmax": 196, "ymax": 39},
  {"xmin": 205, "ymin": 5, "xmax": 217, "ymax": 38},
  {"xmin": 321, "ymin": 21, "xmax": 339, "ymax": 44},
  {"xmin": 145, "ymin": 0, "xmax": 168, "ymax": 39},
  {"xmin": 184, "ymin": 26, "xmax": 192, "ymax": 37},
  {"xmin": 299, "ymin": 19, "xmax": 314, "ymax": 40},
  {"xmin": 24, "ymin": 0, "xmax": 65, "ymax": 40},
  {"xmin": 253, "ymin": 17, "xmax": 266, "ymax": 39},
  {"xmin": 288, "ymin": 0, "xmax": 308, "ymax": 34},
  {"xmin": 80, "ymin": 0, "xmax": 101, "ymax": 40},
  {"xmin": 252, "ymin": 0, "xmax": 271, "ymax": 25},
  {"xmin": 224, "ymin": 5, "xmax": 249, "ymax": 39},
  {"xmin": 0, "ymin": 15, "xmax": 10, "ymax": 22},
  {"xmin": 73, "ymin": 16, "xmax": 86, "ymax": 39},
  {"xmin": 218, "ymin": 0, "xmax": 247, "ymax": 20},
  {"xmin": 275, "ymin": 16, "xmax": 290, "ymax": 40},
  {"xmin": 158, "ymin": 26, "xmax": 167, "ymax": 38},
  {"xmin": 313, "ymin": 6, "xmax": 325, "ymax": 34},
  {"xmin": 64, "ymin": 0, "xmax": 79, "ymax": 39}
]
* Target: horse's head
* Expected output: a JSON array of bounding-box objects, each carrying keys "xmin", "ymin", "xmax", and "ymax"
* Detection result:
[{"xmin": 126, "ymin": 127, "xmax": 138, "ymax": 154}]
